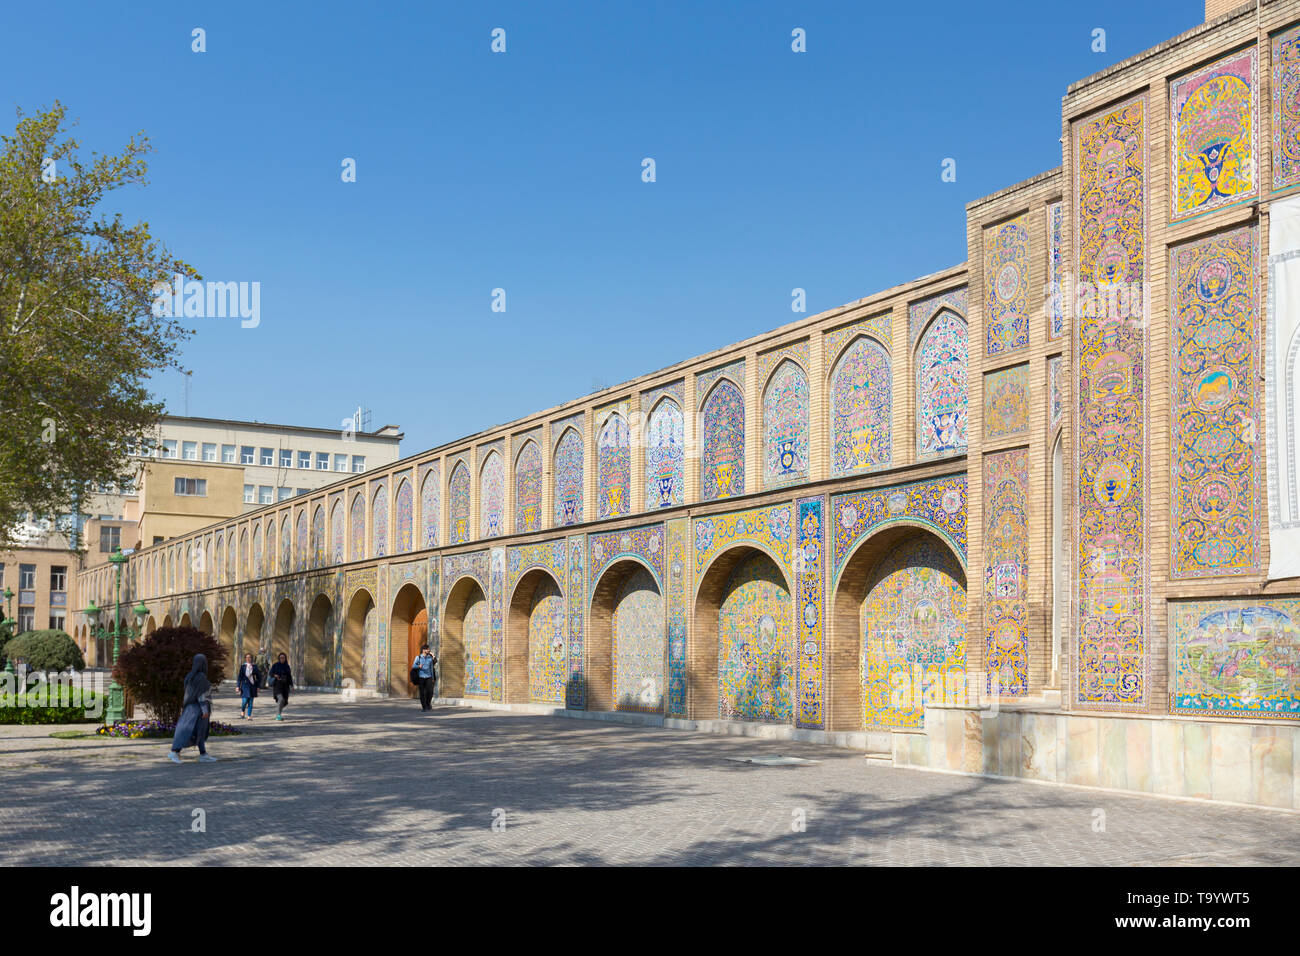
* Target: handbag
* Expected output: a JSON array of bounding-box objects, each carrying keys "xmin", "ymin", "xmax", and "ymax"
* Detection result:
[{"xmin": 409, "ymin": 666, "xmax": 421, "ymax": 684}]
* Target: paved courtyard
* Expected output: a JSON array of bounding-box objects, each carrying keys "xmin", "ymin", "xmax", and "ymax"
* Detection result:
[{"xmin": 4, "ymin": 690, "xmax": 1299, "ymax": 866}]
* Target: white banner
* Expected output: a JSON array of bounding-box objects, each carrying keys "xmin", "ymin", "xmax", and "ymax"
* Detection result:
[{"xmin": 1267, "ymin": 193, "xmax": 1300, "ymax": 579}]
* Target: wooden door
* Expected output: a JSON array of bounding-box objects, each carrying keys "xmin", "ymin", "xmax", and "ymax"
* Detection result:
[{"xmin": 408, "ymin": 608, "xmax": 428, "ymax": 697}]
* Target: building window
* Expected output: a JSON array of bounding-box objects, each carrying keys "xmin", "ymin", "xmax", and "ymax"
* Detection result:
[
  {"xmin": 49, "ymin": 612, "xmax": 65, "ymax": 632},
  {"xmin": 277, "ymin": 487, "xmax": 292, "ymax": 501},
  {"xmin": 121, "ymin": 477, "xmax": 137, "ymax": 494},
  {"xmin": 17, "ymin": 609, "xmax": 34, "ymax": 633},
  {"xmin": 99, "ymin": 526, "xmax": 120, "ymax": 553},
  {"xmin": 19, "ymin": 564, "xmax": 35, "ymax": 590},
  {"xmin": 222, "ymin": 444, "xmax": 237, "ymax": 463},
  {"xmin": 162, "ymin": 439, "xmax": 178, "ymax": 459},
  {"xmin": 0, "ymin": 563, "xmax": 4, "ymax": 588},
  {"xmin": 316, "ymin": 452, "xmax": 330, "ymax": 471},
  {"xmin": 153, "ymin": 536, "xmax": 164, "ymax": 546},
  {"xmin": 280, "ymin": 449, "xmax": 293, "ymax": 468},
  {"xmin": 173, "ymin": 477, "xmax": 208, "ymax": 497},
  {"xmin": 260, "ymin": 447, "xmax": 274, "ymax": 466},
  {"xmin": 182, "ymin": 441, "xmax": 198, "ymax": 461},
  {"xmin": 244, "ymin": 484, "xmax": 255, "ymax": 504},
  {"xmin": 352, "ymin": 455, "xmax": 366, "ymax": 473},
  {"xmin": 50, "ymin": 566, "xmax": 66, "ymax": 592},
  {"xmin": 202, "ymin": 442, "xmax": 217, "ymax": 462},
  {"xmin": 296, "ymin": 488, "xmax": 310, "ymax": 497},
  {"xmin": 334, "ymin": 453, "xmax": 347, "ymax": 472},
  {"xmin": 241, "ymin": 446, "xmax": 255, "ymax": 465},
  {"xmin": 258, "ymin": 485, "xmax": 273, "ymax": 505}
]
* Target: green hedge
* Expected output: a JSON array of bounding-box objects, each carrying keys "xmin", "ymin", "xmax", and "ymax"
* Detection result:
[
  {"xmin": 0, "ymin": 690, "xmax": 103, "ymax": 724},
  {"xmin": 3, "ymin": 630, "xmax": 84, "ymax": 671}
]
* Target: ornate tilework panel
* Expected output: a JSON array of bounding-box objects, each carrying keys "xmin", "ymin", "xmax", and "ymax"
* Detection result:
[
  {"xmin": 718, "ymin": 552, "xmax": 793, "ymax": 723},
  {"xmin": 419, "ymin": 461, "xmax": 440, "ymax": 549},
  {"xmin": 1170, "ymin": 597, "xmax": 1300, "ymax": 719},
  {"xmin": 916, "ymin": 312, "xmax": 968, "ymax": 457},
  {"xmin": 665, "ymin": 518, "xmax": 689, "ymax": 717},
  {"xmin": 441, "ymin": 550, "xmax": 490, "ymax": 605},
  {"xmin": 861, "ymin": 535, "xmax": 967, "ymax": 729},
  {"xmin": 553, "ymin": 427, "xmax": 584, "ymax": 526},
  {"xmin": 239, "ymin": 529, "xmax": 248, "ymax": 581},
  {"xmin": 612, "ymin": 566, "xmax": 665, "ymax": 712},
  {"xmin": 1074, "ymin": 92, "xmax": 1148, "ymax": 709},
  {"xmin": 1048, "ymin": 201, "xmax": 1065, "ymax": 340},
  {"xmin": 514, "ymin": 440, "xmax": 543, "ymax": 533},
  {"xmin": 463, "ymin": 584, "xmax": 491, "ymax": 698},
  {"xmin": 1171, "ymin": 223, "xmax": 1261, "ymax": 576},
  {"xmin": 762, "ymin": 360, "xmax": 810, "ymax": 488},
  {"xmin": 588, "ymin": 525, "xmax": 664, "ymax": 595},
  {"xmin": 527, "ymin": 574, "xmax": 566, "ymax": 704},
  {"xmin": 489, "ymin": 548, "xmax": 504, "ymax": 701},
  {"xmin": 830, "ymin": 336, "xmax": 891, "ymax": 475},
  {"xmin": 506, "ymin": 539, "xmax": 567, "ymax": 595},
  {"xmin": 566, "ymin": 535, "xmax": 586, "ymax": 710},
  {"xmin": 984, "ymin": 363, "xmax": 1030, "ymax": 441},
  {"xmin": 371, "ymin": 483, "xmax": 388, "ymax": 559},
  {"xmin": 694, "ymin": 503, "xmax": 794, "ymax": 585},
  {"xmin": 348, "ymin": 494, "xmax": 364, "ymax": 561},
  {"xmin": 641, "ymin": 380, "xmax": 684, "ymax": 428},
  {"xmin": 701, "ymin": 379, "xmax": 745, "ymax": 500},
  {"xmin": 1172, "ymin": 47, "xmax": 1256, "ymax": 218},
  {"xmin": 795, "ymin": 496, "xmax": 825, "ymax": 729},
  {"xmin": 479, "ymin": 451, "xmax": 505, "ymax": 539},
  {"xmin": 984, "ymin": 215, "xmax": 1030, "ymax": 355},
  {"xmin": 825, "ymin": 315, "xmax": 890, "ymax": 364},
  {"xmin": 645, "ymin": 397, "xmax": 685, "ymax": 509},
  {"xmin": 330, "ymin": 500, "xmax": 344, "ymax": 565},
  {"xmin": 756, "ymin": 341, "xmax": 810, "ymax": 388},
  {"xmin": 1049, "ymin": 355, "xmax": 1064, "ymax": 430},
  {"xmin": 394, "ymin": 477, "xmax": 414, "ymax": 554},
  {"xmin": 1273, "ymin": 25, "xmax": 1300, "ymax": 190},
  {"xmin": 251, "ymin": 525, "xmax": 262, "ymax": 578},
  {"xmin": 448, "ymin": 461, "xmax": 471, "ymax": 546},
  {"xmin": 832, "ymin": 474, "xmax": 968, "ymax": 583},
  {"xmin": 909, "ymin": 287, "xmax": 967, "ymax": 344},
  {"xmin": 984, "ymin": 449, "xmax": 1029, "ymax": 696},
  {"xmin": 597, "ymin": 411, "xmax": 631, "ymax": 519},
  {"xmin": 696, "ymin": 360, "xmax": 744, "ymax": 407},
  {"xmin": 294, "ymin": 513, "xmax": 306, "ymax": 571},
  {"xmin": 311, "ymin": 505, "xmax": 325, "ymax": 568}
]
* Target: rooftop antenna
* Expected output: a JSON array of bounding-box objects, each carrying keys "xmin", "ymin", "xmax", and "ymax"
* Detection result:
[
  {"xmin": 183, "ymin": 370, "xmax": 192, "ymax": 416},
  {"xmin": 354, "ymin": 403, "xmax": 373, "ymax": 435}
]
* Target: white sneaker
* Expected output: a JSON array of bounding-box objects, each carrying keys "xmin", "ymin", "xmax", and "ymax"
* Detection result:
[
  {"xmin": 198, "ymin": 754, "xmax": 217, "ymax": 763},
  {"xmin": 168, "ymin": 751, "xmax": 182, "ymax": 763}
]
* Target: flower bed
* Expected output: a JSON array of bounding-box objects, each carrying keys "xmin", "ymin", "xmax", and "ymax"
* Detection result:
[{"xmin": 96, "ymin": 719, "xmax": 243, "ymax": 739}]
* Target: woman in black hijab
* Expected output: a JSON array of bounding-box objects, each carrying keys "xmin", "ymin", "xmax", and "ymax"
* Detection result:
[
  {"xmin": 169, "ymin": 653, "xmax": 216, "ymax": 763},
  {"xmin": 269, "ymin": 652, "xmax": 293, "ymax": 721}
]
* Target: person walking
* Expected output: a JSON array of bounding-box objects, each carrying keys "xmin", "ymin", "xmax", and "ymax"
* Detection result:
[
  {"xmin": 411, "ymin": 644, "xmax": 437, "ymax": 711},
  {"xmin": 236, "ymin": 652, "xmax": 260, "ymax": 719},
  {"xmin": 269, "ymin": 652, "xmax": 293, "ymax": 721},
  {"xmin": 255, "ymin": 647, "xmax": 270, "ymax": 689},
  {"xmin": 169, "ymin": 653, "xmax": 216, "ymax": 763}
]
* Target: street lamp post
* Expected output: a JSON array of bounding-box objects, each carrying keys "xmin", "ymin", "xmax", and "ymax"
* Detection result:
[
  {"xmin": 3, "ymin": 587, "xmax": 12, "ymax": 624},
  {"xmin": 103, "ymin": 548, "xmax": 129, "ymax": 723}
]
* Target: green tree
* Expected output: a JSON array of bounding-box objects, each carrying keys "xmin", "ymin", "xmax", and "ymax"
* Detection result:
[{"xmin": 0, "ymin": 103, "xmax": 198, "ymax": 546}]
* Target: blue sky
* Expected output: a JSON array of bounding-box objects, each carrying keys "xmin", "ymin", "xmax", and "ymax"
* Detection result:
[{"xmin": 3, "ymin": 1, "xmax": 1196, "ymax": 455}]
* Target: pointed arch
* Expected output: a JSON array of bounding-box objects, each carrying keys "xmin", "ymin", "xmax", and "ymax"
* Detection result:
[
  {"xmin": 251, "ymin": 523, "xmax": 262, "ymax": 578},
  {"xmin": 311, "ymin": 504, "xmax": 325, "ymax": 567},
  {"xmin": 514, "ymin": 439, "xmax": 543, "ymax": 533},
  {"xmin": 645, "ymin": 396, "xmax": 684, "ymax": 509},
  {"xmin": 700, "ymin": 378, "xmax": 745, "ymax": 500},
  {"xmin": 553, "ymin": 427, "xmax": 584, "ymax": 526},
  {"xmin": 295, "ymin": 510, "xmax": 307, "ymax": 570},
  {"xmin": 371, "ymin": 484, "xmax": 388, "ymax": 558},
  {"xmin": 330, "ymin": 499, "xmax": 344, "ymax": 564},
  {"xmin": 420, "ymin": 464, "xmax": 440, "ymax": 548},
  {"xmin": 349, "ymin": 493, "xmax": 366, "ymax": 560},
  {"xmin": 829, "ymin": 335, "xmax": 891, "ymax": 475},
  {"xmin": 915, "ymin": 308, "xmax": 969, "ymax": 458},
  {"xmin": 480, "ymin": 451, "xmax": 505, "ymax": 538},
  {"xmin": 762, "ymin": 358, "xmax": 810, "ymax": 487},
  {"xmin": 266, "ymin": 519, "xmax": 277, "ymax": 575},
  {"xmin": 394, "ymin": 477, "xmax": 414, "ymax": 553},
  {"xmin": 597, "ymin": 411, "xmax": 631, "ymax": 519},
  {"xmin": 448, "ymin": 461, "xmax": 471, "ymax": 544}
]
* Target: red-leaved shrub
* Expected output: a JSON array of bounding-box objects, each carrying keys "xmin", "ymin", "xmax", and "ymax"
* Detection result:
[{"xmin": 112, "ymin": 626, "xmax": 227, "ymax": 725}]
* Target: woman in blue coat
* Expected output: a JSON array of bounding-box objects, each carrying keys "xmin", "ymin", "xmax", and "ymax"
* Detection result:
[
  {"xmin": 235, "ymin": 652, "xmax": 260, "ymax": 719},
  {"xmin": 169, "ymin": 653, "xmax": 216, "ymax": 763}
]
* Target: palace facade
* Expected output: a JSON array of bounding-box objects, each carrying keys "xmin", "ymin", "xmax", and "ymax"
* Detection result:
[{"xmin": 79, "ymin": 0, "xmax": 1300, "ymax": 809}]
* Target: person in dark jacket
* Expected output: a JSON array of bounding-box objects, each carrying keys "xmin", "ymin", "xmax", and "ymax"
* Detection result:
[
  {"xmin": 269, "ymin": 653, "xmax": 293, "ymax": 721},
  {"xmin": 169, "ymin": 653, "xmax": 215, "ymax": 763},
  {"xmin": 236, "ymin": 653, "xmax": 260, "ymax": 719}
]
